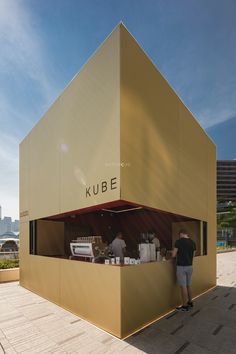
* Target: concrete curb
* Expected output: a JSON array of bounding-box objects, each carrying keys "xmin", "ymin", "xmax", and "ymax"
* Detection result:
[
  {"xmin": 0, "ymin": 268, "xmax": 19, "ymax": 283},
  {"xmin": 217, "ymin": 249, "xmax": 236, "ymax": 254}
]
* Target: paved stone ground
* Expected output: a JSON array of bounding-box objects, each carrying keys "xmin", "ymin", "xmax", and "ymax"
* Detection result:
[{"xmin": 0, "ymin": 252, "xmax": 235, "ymax": 354}]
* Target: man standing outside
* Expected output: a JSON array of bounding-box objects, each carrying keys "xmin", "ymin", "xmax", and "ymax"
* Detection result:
[{"xmin": 172, "ymin": 229, "xmax": 196, "ymax": 311}]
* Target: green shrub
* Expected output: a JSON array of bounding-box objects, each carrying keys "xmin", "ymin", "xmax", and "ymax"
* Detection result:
[{"xmin": 0, "ymin": 259, "xmax": 19, "ymax": 269}]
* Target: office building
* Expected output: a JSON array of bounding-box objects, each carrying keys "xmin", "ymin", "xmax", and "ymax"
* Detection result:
[{"xmin": 217, "ymin": 160, "xmax": 236, "ymax": 203}]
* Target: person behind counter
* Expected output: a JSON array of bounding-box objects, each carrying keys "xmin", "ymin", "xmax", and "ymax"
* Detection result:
[
  {"xmin": 151, "ymin": 232, "xmax": 160, "ymax": 251},
  {"xmin": 110, "ymin": 232, "xmax": 126, "ymax": 262},
  {"xmin": 171, "ymin": 229, "xmax": 196, "ymax": 312}
]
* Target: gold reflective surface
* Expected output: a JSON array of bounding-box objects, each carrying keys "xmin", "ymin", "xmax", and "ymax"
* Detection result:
[{"xmin": 20, "ymin": 24, "xmax": 216, "ymax": 339}]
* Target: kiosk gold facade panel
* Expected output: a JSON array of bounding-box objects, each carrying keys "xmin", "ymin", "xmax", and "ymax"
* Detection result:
[
  {"xmin": 120, "ymin": 25, "xmax": 212, "ymax": 222},
  {"xmin": 20, "ymin": 24, "xmax": 216, "ymax": 339},
  {"xmin": 20, "ymin": 27, "xmax": 120, "ymax": 221}
]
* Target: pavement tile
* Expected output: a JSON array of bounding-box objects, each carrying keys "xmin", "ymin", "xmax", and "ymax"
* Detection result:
[
  {"xmin": 3, "ymin": 348, "xmax": 18, "ymax": 354},
  {"xmin": 0, "ymin": 252, "xmax": 236, "ymax": 354},
  {"xmin": 0, "ymin": 338, "xmax": 14, "ymax": 352},
  {"xmin": 182, "ymin": 342, "xmax": 217, "ymax": 353},
  {"xmin": 119, "ymin": 346, "xmax": 145, "ymax": 353}
]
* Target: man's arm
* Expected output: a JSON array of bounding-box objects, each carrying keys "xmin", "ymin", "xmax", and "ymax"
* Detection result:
[
  {"xmin": 122, "ymin": 240, "xmax": 126, "ymax": 255},
  {"xmin": 193, "ymin": 241, "xmax": 196, "ymax": 257},
  {"xmin": 171, "ymin": 239, "xmax": 179, "ymax": 258},
  {"xmin": 172, "ymin": 247, "xmax": 178, "ymax": 258}
]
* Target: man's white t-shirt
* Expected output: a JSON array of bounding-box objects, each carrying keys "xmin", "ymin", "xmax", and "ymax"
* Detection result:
[
  {"xmin": 152, "ymin": 237, "xmax": 160, "ymax": 249},
  {"xmin": 111, "ymin": 238, "xmax": 126, "ymax": 260}
]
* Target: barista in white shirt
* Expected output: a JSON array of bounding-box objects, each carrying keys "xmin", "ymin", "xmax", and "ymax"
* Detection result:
[
  {"xmin": 151, "ymin": 233, "xmax": 160, "ymax": 251},
  {"xmin": 111, "ymin": 232, "xmax": 126, "ymax": 262}
]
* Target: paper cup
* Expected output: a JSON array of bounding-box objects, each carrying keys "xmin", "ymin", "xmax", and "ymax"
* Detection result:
[{"xmin": 124, "ymin": 257, "xmax": 130, "ymax": 265}]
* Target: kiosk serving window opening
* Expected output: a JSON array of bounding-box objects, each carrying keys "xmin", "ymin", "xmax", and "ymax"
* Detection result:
[{"xmin": 28, "ymin": 202, "xmax": 208, "ymax": 264}]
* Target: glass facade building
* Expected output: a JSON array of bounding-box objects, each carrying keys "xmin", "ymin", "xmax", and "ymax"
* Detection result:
[{"xmin": 217, "ymin": 160, "xmax": 236, "ymax": 202}]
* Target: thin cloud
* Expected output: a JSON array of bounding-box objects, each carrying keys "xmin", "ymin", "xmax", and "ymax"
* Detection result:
[
  {"xmin": 0, "ymin": 0, "xmax": 55, "ymax": 101},
  {"xmin": 0, "ymin": 0, "xmax": 58, "ymax": 219},
  {"xmin": 0, "ymin": 133, "xmax": 18, "ymax": 220},
  {"xmin": 0, "ymin": 133, "xmax": 18, "ymax": 164},
  {"xmin": 149, "ymin": 0, "xmax": 236, "ymax": 130},
  {"xmin": 160, "ymin": 48, "xmax": 236, "ymax": 130}
]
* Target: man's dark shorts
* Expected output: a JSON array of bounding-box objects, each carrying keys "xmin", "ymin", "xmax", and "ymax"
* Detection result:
[{"xmin": 176, "ymin": 265, "xmax": 193, "ymax": 287}]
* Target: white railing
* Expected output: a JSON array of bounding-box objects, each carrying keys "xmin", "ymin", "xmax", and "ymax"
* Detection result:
[{"xmin": 0, "ymin": 252, "xmax": 19, "ymax": 260}]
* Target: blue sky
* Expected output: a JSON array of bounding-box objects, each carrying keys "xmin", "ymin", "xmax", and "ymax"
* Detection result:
[{"xmin": 0, "ymin": 0, "xmax": 236, "ymax": 219}]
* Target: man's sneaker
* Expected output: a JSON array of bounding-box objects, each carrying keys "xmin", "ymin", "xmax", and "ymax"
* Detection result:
[
  {"xmin": 187, "ymin": 301, "xmax": 193, "ymax": 308},
  {"xmin": 176, "ymin": 305, "xmax": 190, "ymax": 312}
]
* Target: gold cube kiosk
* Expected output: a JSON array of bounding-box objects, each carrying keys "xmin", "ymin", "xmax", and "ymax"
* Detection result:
[{"xmin": 19, "ymin": 24, "xmax": 216, "ymax": 339}]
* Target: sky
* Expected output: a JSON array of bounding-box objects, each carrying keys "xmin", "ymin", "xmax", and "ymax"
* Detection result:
[{"xmin": 0, "ymin": 0, "xmax": 236, "ymax": 220}]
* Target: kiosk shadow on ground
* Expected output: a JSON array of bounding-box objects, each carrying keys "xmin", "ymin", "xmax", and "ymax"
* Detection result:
[{"xmin": 125, "ymin": 285, "xmax": 236, "ymax": 354}]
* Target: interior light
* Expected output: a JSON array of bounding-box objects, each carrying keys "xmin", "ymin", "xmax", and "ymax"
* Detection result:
[{"xmin": 101, "ymin": 207, "xmax": 142, "ymax": 214}]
